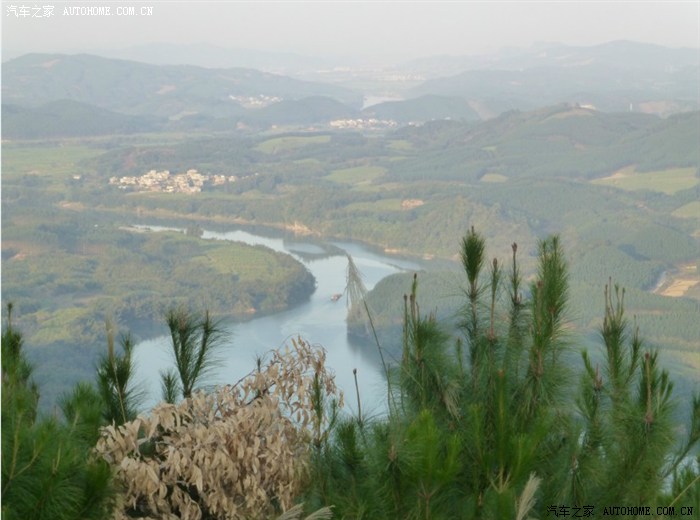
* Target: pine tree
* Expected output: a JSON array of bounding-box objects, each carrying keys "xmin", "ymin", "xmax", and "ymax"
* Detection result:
[
  {"xmin": 161, "ymin": 306, "xmax": 226, "ymax": 402},
  {"xmin": 95, "ymin": 319, "xmax": 142, "ymax": 424},
  {"xmin": 1, "ymin": 303, "xmax": 114, "ymax": 520},
  {"xmin": 560, "ymin": 282, "xmax": 700, "ymax": 511},
  {"xmin": 302, "ymin": 230, "xmax": 700, "ymax": 519}
]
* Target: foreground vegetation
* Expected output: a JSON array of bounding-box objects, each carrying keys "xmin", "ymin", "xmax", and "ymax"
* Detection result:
[
  {"xmin": 3, "ymin": 231, "xmax": 699, "ymax": 519},
  {"xmin": 306, "ymin": 230, "xmax": 700, "ymax": 518},
  {"xmin": 2, "ymin": 304, "xmax": 114, "ymax": 520}
]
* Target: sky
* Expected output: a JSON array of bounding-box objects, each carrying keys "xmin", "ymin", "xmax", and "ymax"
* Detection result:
[{"xmin": 2, "ymin": 1, "xmax": 699, "ymax": 65}]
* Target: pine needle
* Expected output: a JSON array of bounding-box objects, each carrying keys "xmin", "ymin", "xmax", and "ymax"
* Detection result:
[
  {"xmin": 515, "ymin": 472, "xmax": 541, "ymax": 520},
  {"xmin": 303, "ymin": 506, "xmax": 335, "ymax": 519},
  {"xmin": 275, "ymin": 504, "xmax": 334, "ymax": 520}
]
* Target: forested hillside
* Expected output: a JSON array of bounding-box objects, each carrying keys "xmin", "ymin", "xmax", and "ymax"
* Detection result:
[
  {"xmin": 3, "ymin": 102, "xmax": 698, "ymax": 407},
  {"xmin": 2, "ymin": 202, "xmax": 315, "ymax": 400}
]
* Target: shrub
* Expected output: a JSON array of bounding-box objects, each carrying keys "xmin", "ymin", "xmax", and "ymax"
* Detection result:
[{"xmin": 96, "ymin": 337, "xmax": 341, "ymax": 520}]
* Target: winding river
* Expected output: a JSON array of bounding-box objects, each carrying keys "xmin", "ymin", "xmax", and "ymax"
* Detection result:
[{"xmin": 133, "ymin": 226, "xmax": 423, "ymax": 414}]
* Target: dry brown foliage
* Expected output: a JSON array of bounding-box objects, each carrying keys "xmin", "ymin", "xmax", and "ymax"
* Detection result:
[{"xmin": 95, "ymin": 337, "xmax": 342, "ymax": 520}]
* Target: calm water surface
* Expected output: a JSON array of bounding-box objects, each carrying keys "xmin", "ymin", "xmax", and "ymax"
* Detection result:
[{"xmin": 133, "ymin": 226, "xmax": 422, "ymax": 414}]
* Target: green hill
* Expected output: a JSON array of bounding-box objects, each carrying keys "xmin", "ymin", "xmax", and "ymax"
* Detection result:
[
  {"xmin": 361, "ymin": 95, "xmax": 480, "ymax": 123},
  {"xmin": 1, "ymin": 221, "xmax": 316, "ymax": 402},
  {"xmin": 2, "ymin": 53, "xmax": 363, "ymax": 118},
  {"xmin": 243, "ymin": 96, "xmax": 359, "ymax": 126},
  {"xmin": 387, "ymin": 106, "xmax": 700, "ymax": 182},
  {"xmin": 2, "ymin": 100, "xmax": 163, "ymax": 139}
]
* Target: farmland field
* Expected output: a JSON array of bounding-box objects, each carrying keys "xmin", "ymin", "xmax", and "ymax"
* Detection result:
[
  {"xmin": 255, "ymin": 134, "xmax": 331, "ymax": 153},
  {"xmin": 672, "ymin": 200, "xmax": 700, "ymax": 218},
  {"xmin": 325, "ymin": 165, "xmax": 387, "ymax": 185},
  {"xmin": 2, "ymin": 144, "xmax": 102, "ymax": 182},
  {"xmin": 592, "ymin": 166, "xmax": 698, "ymax": 195}
]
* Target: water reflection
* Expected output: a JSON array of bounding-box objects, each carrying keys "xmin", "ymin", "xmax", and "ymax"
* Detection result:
[{"xmin": 133, "ymin": 225, "xmax": 422, "ymax": 415}]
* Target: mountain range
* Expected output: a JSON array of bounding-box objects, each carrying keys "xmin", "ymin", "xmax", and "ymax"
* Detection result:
[{"xmin": 2, "ymin": 41, "xmax": 698, "ymax": 138}]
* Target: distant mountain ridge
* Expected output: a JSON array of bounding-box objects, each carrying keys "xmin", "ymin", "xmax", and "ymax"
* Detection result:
[
  {"xmin": 94, "ymin": 42, "xmax": 343, "ymax": 73},
  {"xmin": 400, "ymin": 40, "xmax": 700, "ymax": 76},
  {"xmin": 405, "ymin": 41, "xmax": 699, "ymax": 117},
  {"xmin": 1, "ymin": 53, "xmax": 364, "ymax": 118},
  {"xmin": 3, "ymin": 42, "xmax": 698, "ymax": 138}
]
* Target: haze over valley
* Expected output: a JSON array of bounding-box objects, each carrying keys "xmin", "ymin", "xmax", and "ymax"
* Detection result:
[
  {"xmin": 3, "ymin": 2, "xmax": 700, "ymax": 517},
  {"xmin": 3, "ymin": 35, "xmax": 699, "ymax": 401}
]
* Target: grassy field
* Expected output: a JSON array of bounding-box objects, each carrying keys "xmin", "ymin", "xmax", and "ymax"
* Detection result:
[
  {"xmin": 2, "ymin": 144, "xmax": 102, "ymax": 181},
  {"xmin": 201, "ymin": 242, "xmax": 283, "ymax": 280},
  {"xmin": 672, "ymin": 200, "xmax": 700, "ymax": 219},
  {"xmin": 325, "ymin": 165, "xmax": 387, "ymax": 185},
  {"xmin": 386, "ymin": 139, "xmax": 413, "ymax": 151},
  {"xmin": 255, "ymin": 135, "xmax": 331, "ymax": 154},
  {"xmin": 480, "ymin": 172, "xmax": 508, "ymax": 183},
  {"xmin": 344, "ymin": 199, "xmax": 403, "ymax": 212},
  {"xmin": 293, "ymin": 158, "xmax": 323, "ymax": 166},
  {"xmin": 592, "ymin": 166, "xmax": 698, "ymax": 195}
]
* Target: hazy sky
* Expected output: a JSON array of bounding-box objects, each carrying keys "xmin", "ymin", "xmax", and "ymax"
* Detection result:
[{"xmin": 2, "ymin": 1, "xmax": 699, "ymax": 64}]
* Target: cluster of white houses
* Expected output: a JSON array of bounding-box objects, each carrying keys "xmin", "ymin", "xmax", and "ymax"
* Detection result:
[
  {"xmin": 329, "ymin": 118, "xmax": 398, "ymax": 130},
  {"xmin": 108, "ymin": 169, "xmax": 251, "ymax": 193},
  {"xmin": 229, "ymin": 94, "xmax": 282, "ymax": 108}
]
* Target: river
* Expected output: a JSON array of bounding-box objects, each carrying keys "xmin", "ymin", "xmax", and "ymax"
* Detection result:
[{"xmin": 133, "ymin": 225, "xmax": 423, "ymax": 415}]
